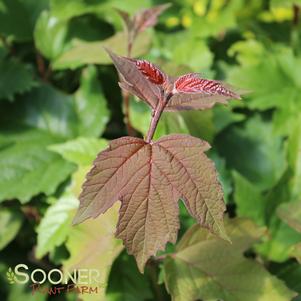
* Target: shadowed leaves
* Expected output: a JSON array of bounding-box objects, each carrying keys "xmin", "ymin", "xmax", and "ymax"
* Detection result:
[{"xmin": 73, "ymin": 134, "xmax": 227, "ymax": 272}]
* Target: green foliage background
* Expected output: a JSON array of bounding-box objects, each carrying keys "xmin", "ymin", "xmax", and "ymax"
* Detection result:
[{"xmin": 0, "ymin": 0, "xmax": 301, "ymax": 300}]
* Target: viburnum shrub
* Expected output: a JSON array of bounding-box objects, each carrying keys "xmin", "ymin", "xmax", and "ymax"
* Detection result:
[{"xmin": 73, "ymin": 49, "xmax": 241, "ymax": 272}]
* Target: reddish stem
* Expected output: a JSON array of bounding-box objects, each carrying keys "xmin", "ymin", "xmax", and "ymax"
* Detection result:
[
  {"xmin": 293, "ymin": 4, "xmax": 300, "ymax": 26},
  {"xmin": 123, "ymin": 91, "xmax": 136, "ymax": 136},
  {"xmin": 36, "ymin": 52, "xmax": 49, "ymax": 82},
  {"xmin": 121, "ymin": 36, "xmax": 137, "ymax": 136},
  {"xmin": 146, "ymin": 92, "xmax": 167, "ymax": 143}
]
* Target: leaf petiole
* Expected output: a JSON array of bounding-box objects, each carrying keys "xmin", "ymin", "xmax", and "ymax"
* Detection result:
[{"xmin": 145, "ymin": 90, "xmax": 168, "ymax": 143}]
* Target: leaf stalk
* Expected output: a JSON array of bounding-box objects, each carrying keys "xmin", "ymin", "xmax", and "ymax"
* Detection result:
[{"xmin": 145, "ymin": 91, "xmax": 169, "ymax": 143}]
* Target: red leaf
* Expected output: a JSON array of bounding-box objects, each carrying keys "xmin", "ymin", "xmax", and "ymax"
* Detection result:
[
  {"xmin": 136, "ymin": 60, "xmax": 165, "ymax": 84},
  {"xmin": 105, "ymin": 49, "xmax": 160, "ymax": 109},
  {"xmin": 115, "ymin": 8, "xmax": 133, "ymax": 34},
  {"xmin": 73, "ymin": 134, "xmax": 228, "ymax": 272},
  {"xmin": 174, "ymin": 73, "xmax": 240, "ymax": 98},
  {"xmin": 134, "ymin": 4, "xmax": 171, "ymax": 33}
]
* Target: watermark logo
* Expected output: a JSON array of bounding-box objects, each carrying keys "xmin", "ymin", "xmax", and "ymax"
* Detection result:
[
  {"xmin": 6, "ymin": 267, "xmax": 16, "ymax": 284},
  {"xmin": 6, "ymin": 264, "xmax": 105, "ymax": 296}
]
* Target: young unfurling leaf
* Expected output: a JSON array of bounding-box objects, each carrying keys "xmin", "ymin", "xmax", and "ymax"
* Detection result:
[
  {"xmin": 173, "ymin": 73, "xmax": 239, "ymax": 98},
  {"xmin": 135, "ymin": 60, "xmax": 165, "ymax": 84},
  {"xmin": 116, "ymin": 4, "xmax": 171, "ymax": 43},
  {"xmin": 133, "ymin": 4, "xmax": 171, "ymax": 33},
  {"xmin": 106, "ymin": 50, "xmax": 241, "ymax": 111},
  {"xmin": 73, "ymin": 135, "xmax": 228, "ymax": 272}
]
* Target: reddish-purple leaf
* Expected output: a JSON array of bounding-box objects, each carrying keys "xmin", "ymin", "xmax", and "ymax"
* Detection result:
[
  {"xmin": 136, "ymin": 60, "xmax": 165, "ymax": 84},
  {"xmin": 174, "ymin": 73, "xmax": 240, "ymax": 98},
  {"xmin": 134, "ymin": 4, "xmax": 171, "ymax": 33},
  {"xmin": 73, "ymin": 134, "xmax": 228, "ymax": 272},
  {"xmin": 115, "ymin": 8, "xmax": 133, "ymax": 34},
  {"xmin": 107, "ymin": 50, "xmax": 241, "ymax": 111},
  {"xmin": 105, "ymin": 49, "xmax": 162, "ymax": 108}
]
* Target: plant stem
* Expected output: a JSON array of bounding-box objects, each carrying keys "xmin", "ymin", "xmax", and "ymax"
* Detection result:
[
  {"xmin": 293, "ymin": 4, "xmax": 300, "ymax": 26},
  {"xmin": 146, "ymin": 97, "xmax": 166, "ymax": 143},
  {"xmin": 291, "ymin": 4, "xmax": 300, "ymax": 54},
  {"xmin": 122, "ymin": 38, "xmax": 136, "ymax": 136}
]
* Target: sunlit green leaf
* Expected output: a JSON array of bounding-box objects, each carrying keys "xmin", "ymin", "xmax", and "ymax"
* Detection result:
[
  {"xmin": 53, "ymin": 31, "xmax": 152, "ymax": 70},
  {"xmin": 36, "ymin": 194, "xmax": 78, "ymax": 258},
  {"xmin": 49, "ymin": 137, "xmax": 107, "ymax": 166},
  {"xmin": 163, "ymin": 218, "xmax": 296, "ymax": 301},
  {"xmin": 0, "ymin": 128, "xmax": 75, "ymax": 203},
  {"xmin": 34, "ymin": 10, "xmax": 69, "ymax": 60}
]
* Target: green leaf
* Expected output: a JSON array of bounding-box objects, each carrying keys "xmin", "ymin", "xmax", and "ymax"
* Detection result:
[
  {"xmin": 52, "ymin": 31, "xmax": 152, "ymax": 70},
  {"xmin": 287, "ymin": 116, "xmax": 301, "ymax": 199},
  {"xmin": 210, "ymin": 151, "xmax": 232, "ymax": 203},
  {"xmin": 50, "ymin": 0, "xmax": 152, "ymax": 20},
  {"xmin": 0, "ymin": 59, "xmax": 37, "ymax": 101},
  {"xmin": 7, "ymin": 72, "xmax": 109, "ymax": 139},
  {"xmin": 0, "ymin": 0, "xmax": 49, "ymax": 41},
  {"xmin": 255, "ymin": 173, "xmax": 301, "ymax": 262},
  {"xmin": 291, "ymin": 243, "xmax": 301, "ymax": 263},
  {"xmin": 228, "ymin": 45, "xmax": 301, "ymax": 112},
  {"xmin": 34, "ymin": 10, "xmax": 69, "ymax": 60},
  {"xmin": 277, "ymin": 201, "xmax": 301, "ymax": 234},
  {"xmin": 36, "ymin": 194, "xmax": 78, "ymax": 258},
  {"xmin": 107, "ymin": 253, "xmax": 153, "ymax": 301},
  {"xmin": 0, "ymin": 208, "xmax": 23, "ymax": 250},
  {"xmin": 49, "ymin": 137, "xmax": 107, "ymax": 166},
  {"xmin": 256, "ymin": 218, "xmax": 301, "ymax": 262},
  {"xmin": 172, "ymin": 37, "xmax": 213, "ymax": 72},
  {"xmin": 233, "ymin": 171, "xmax": 266, "ymax": 225},
  {"xmin": 0, "ymin": 128, "xmax": 75, "ymax": 203},
  {"xmin": 273, "ymin": 261, "xmax": 301, "ymax": 299},
  {"xmin": 19, "ymin": 85, "xmax": 79, "ymax": 139},
  {"xmin": 163, "ymin": 218, "xmax": 296, "ymax": 301},
  {"xmin": 63, "ymin": 203, "xmax": 123, "ymax": 301},
  {"xmin": 227, "ymin": 43, "xmax": 301, "ymax": 135},
  {"xmin": 74, "ymin": 65, "xmax": 110, "ymax": 137},
  {"xmin": 38, "ymin": 137, "xmax": 109, "ymax": 258},
  {"xmin": 271, "ymin": 0, "xmax": 301, "ymax": 8},
  {"xmin": 217, "ymin": 115, "xmax": 287, "ymax": 191}
]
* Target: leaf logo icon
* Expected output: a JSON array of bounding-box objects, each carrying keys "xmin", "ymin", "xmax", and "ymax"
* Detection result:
[{"xmin": 6, "ymin": 267, "xmax": 16, "ymax": 284}]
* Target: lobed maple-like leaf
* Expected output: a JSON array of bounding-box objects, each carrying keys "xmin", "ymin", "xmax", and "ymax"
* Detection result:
[
  {"xmin": 73, "ymin": 134, "xmax": 228, "ymax": 272},
  {"xmin": 106, "ymin": 50, "xmax": 241, "ymax": 111}
]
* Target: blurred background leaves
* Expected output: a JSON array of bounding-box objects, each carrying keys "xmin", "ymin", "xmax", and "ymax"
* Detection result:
[{"xmin": 0, "ymin": 0, "xmax": 301, "ymax": 300}]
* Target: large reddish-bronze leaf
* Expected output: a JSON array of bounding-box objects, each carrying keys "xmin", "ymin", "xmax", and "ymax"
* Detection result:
[
  {"xmin": 106, "ymin": 49, "xmax": 161, "ymax": 109},
  {"xmin": 73, "ymin": 134, "xmax": 228, "ymax": 272}
]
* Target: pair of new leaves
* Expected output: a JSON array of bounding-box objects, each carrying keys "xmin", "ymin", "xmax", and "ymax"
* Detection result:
[{"xmin": 73, "ymin": 48, "xmax": 241, "ymax": 272}]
